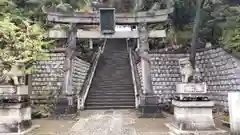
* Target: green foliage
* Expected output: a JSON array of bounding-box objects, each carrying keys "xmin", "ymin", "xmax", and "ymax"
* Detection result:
[
  {"xmin": 217, "ymin": 5, "xmax": 240, "ymax": 51},
  {"xmin": 0, "ymin": 0, "xmax": 93, "ymax": 74},
  {"xmin": 0, "ymin": 0, "xmax": 54, "ymax": 73},
  {"xmin": 166, "ymin": 0, "xmax": 196, "ymax": 45},
  {"xmin": 167, "ymin": 0, "xmax": 240, "ymax": 52},
  {"xmin": 198, "ymin": 0, "xmax": 240, "ymax": 51},
  {"xmin": 138, "ymin": 0, "xmax": 167, "ymax": 11}
]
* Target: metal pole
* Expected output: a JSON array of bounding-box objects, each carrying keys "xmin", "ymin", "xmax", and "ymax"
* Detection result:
[{"xmin": 190, "ymin": 0, "xmax": 203, "ymax": 69}]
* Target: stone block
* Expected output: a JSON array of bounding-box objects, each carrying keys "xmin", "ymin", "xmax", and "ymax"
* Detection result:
[
  {"xmin": 0, "ymin": 95, "xmax": 30, "ymax": 103},
  {"xmin": 138, "ymin": 95, "xmax": 164, "ymax": 118},
  {"xmin": 0, "ymin": 103, "xmax": 31, "ymax": 133},
  {"xmin": 172, "ymin": 100, "xmax": 214, "ymax": 107},
  {"xmin": 166, "ymin": 100, "xmax": 228, "ymax": 135},
  {"xmin": 52, "ymin": 96, "xmax": 77, "ymax": 116},
  {"xmin": 0, "ymin": 85, "xmax": 28, "ymax": 95},
  {"xmin": 0, "ymin": 120, "xmax": 32, "ymax": 133},
  {"xmin": 172, "ymin": 100, "xmax": 215, "ymax": 130},
  {"xmin": 165, "ymin": 123, "xmax": 228, "ymax": 135}
]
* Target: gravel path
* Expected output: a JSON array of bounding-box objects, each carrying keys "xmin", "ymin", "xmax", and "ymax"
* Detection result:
[
  {"xmin": 61, "ymin": 110, "xmax": 138, "ymax": 135},
  {"xmin": 27, "ymin": 110, "xmax": 229, "ymax": 135}
]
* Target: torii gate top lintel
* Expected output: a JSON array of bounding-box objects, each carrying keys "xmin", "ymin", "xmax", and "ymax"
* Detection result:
[
  {"xmin": 45, "ymin": 5, "xmax": 174, "ymax": 39},
  {"xmin": 44, "ymin": 7, "xmax": 173, "ymax": 25}
]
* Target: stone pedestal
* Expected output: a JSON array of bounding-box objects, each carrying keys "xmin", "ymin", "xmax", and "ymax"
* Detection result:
[
  {"xmin": 166, "ymin": 82, "xmax": 227, "ymax": 135},
  {"xmin": 138, "ymin": 95, "xmax": 163, "ymax": 118},
  {"xmin": 52, "ymin": 95, "xmax": 77, "ymax": 118},
  {"xmin": 0, "ymin": 85, "xmax": 35, "ymax": 134},
  {"xmin": 166, "ymin": 100, "xmax": 227, "ymax": 135},
  {"xmin": 0, "ymin": 102, "xmax": 31, "ymax": 133},
  {"xmin": 173, "ymin": 100, "xmax": 216, "ymax": 130}
]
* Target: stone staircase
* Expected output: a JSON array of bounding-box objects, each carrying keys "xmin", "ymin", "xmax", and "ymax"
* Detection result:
[{"xmin": 85, "ymin": 39, "xmax": 135, "ymax": 109}]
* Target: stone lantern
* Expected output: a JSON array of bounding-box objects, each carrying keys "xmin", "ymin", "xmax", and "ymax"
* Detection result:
[{"xmin": 0, "ymin": 60, "xmax": 34, "ymax": 134}]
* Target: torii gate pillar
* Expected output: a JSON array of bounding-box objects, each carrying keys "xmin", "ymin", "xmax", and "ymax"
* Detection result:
[{"xmin": 138, "ymin": 22, "xmax": 163, "ymax": 118}]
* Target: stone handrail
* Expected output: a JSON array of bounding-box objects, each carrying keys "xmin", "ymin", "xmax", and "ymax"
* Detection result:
[
  {"xmin": 128, "ymin": 47, "xmax": 143, "ymax": 108},
  {"xmin": 79, "ymin": 46, "xmax": 102, "ymax": 110}
]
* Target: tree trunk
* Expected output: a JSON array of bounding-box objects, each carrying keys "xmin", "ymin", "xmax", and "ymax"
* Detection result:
[{"xmin": 190, "ymin": 0, "xmax": 205, "ymax": 69}]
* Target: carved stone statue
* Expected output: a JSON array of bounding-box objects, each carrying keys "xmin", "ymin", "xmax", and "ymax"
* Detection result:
[
  {"xmin": 179, "ymin": 58, "xmax": 193, "ymax": 83},
  {"xmin": 179, "ymin": 58, "xmax": 202, "ymax": 83},
  {"xmin": 180, "ymin": 62, "xmax": 193, "ymax": 83},
  {"xmin": 0, "ymin": 60, "xmax": 25, "ymax": 85}
]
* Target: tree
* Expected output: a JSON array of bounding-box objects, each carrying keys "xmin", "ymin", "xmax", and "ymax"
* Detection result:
[
  {"xmin": 0, "ymin": 0, "xmax": 54, "ymax": 74},
  {"xmin": 167, "ymin": 0, "xmax": 240, "ymax": 52},
  {"xmin": 0, "ymin": 0, "xmax": 94, "ymax": 74}
]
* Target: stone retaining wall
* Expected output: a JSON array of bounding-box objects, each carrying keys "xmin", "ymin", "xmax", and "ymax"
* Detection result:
[
  {"xmin": 201, "ymin": 48, "xmax": 240, "ymax": 111},
  {"xmin": 31, "ymin": 53, "xmax": 90, "ymax": 97},
  {"xmin": 137, "ymin": 47, "xmax": 240, "ymax": 111},
  {"xmin": 31, "ymin": 52, "xmax": 65, "ymax": 97},
  {"xmin": 31, "ymin": 52, "xmax": 90, "ymax": 116}
]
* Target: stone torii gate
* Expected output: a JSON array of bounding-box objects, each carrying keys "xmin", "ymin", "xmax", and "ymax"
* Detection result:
[{"xmin": 44, "ymin": 6, "xmax": 173, "ymax": 115}]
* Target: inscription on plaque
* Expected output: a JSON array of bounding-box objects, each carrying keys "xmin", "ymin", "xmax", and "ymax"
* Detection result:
[{"xmin": 176, "ymin": 83, "xmax": 207, "ymax": 94}]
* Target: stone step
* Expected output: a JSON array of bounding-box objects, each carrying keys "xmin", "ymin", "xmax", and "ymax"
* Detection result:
[
  {"xmin": 99, "ymin": 69, "xmax": 131, "ymax": 71},
  {"xmin": 90, "ymin": 87, "xmax": 133, "ymax": 90},
  {"xmin": 91, "ymin": 83, "xmax": 133, "ymax": 87},
  {"xmin": 89, "ymin": 89, "xmax": 134, "ymax": 92},
  {"xmin": 92, "ymin": 78, "xmax": 132, "ymax": 80},
  {"xmin": 89, "ymin": 88, "xmax": 133, "ymax": 91},
  {"xmin": 85, "ymin": 39, "xmax": 134, "ymax": 109},
  {"xmin": 86, "ymin": 98, "xmax": 135, "ymax": 102},
  {"xmin": 90, "ymin": 85, "xmax": 134, "ymax": 89},
  {"xmin": 85, "ymin": 105, "xmax": 135, "ymax": 109},
  {"xmin": 87, "ymin": 95, "xmax": 135, "ymax": 99},
  {"xmin": 87, "ymin": 87, "xmax": 134, "ymax": 93},
  {"xmin": 88, "ymin": 92, "xmax": 135, "ymax": 96},
  {"xmin": 91, "ymin": 81, "xmax": 132, "ymax": 84},
  {"xmin": 92, "ymin": 79, "xmax": 132, "ymax": 82},
  {"xmin": 88, "ymin": 92, "xmax": 134, "ymax": 96},
  {"xmin": 94, "ymin": 69, "xmax": 131, "ymax": 72},
  {"xmin": 85, "ymin": 101, "xmax": 135, "ymax": 106}
]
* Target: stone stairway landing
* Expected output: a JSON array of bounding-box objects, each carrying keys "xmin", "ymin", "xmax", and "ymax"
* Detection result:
[{"xmin": 85, "ymin": 39, "xmax": 135, "ymax": 109}]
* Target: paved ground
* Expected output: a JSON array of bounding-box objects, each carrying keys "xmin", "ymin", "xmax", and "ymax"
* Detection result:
[
  {"xmin": 28, "ymin": 110, "xmax": 230, "ymax": 135},
  {"xmin": 27, "ymin": 119, "xmax": 76, "ymax": 135}
]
